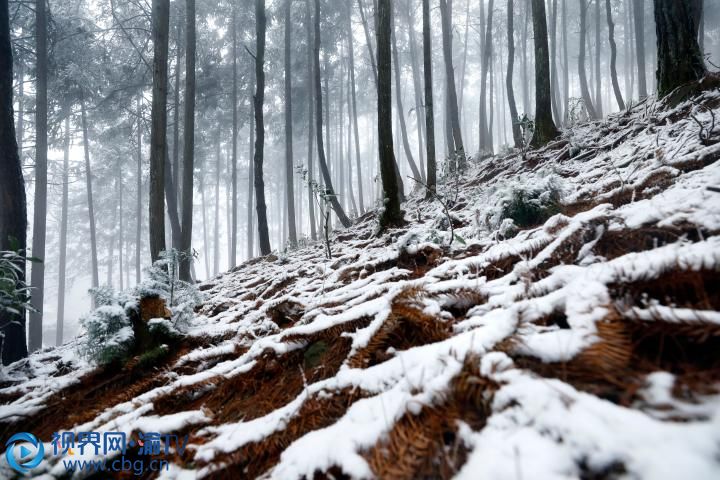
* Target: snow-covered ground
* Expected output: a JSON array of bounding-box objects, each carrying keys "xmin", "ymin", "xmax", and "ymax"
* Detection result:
[{"xmin": 2, "ymin": 91, "xmax": 720, "ymax": 479}]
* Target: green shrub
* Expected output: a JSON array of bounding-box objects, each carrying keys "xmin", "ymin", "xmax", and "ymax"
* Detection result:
[
  {"xmin": 77, "ymin": 294, "xmax": 134, "ymax": 365},
  {"xmin": 492, "ymin": 176, "xmax": 564, "ymax": 229}
]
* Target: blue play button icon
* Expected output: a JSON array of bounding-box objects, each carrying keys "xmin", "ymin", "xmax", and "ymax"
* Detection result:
[{"xmin": 20, "ymin": 445, "xmax": 32, "ymax": 458}]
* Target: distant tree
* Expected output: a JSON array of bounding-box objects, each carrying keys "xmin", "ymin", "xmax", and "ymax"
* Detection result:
[
  {"xmin": 0, "ymin": 0, "xmax": 28, "ymax": 364},
  {"xmin": 149, "ymin": 0, "xmax": 170, "ymax": 263},
  {"xmin": 606, "ymin": 0, "xmax": 625, "ymax": 110},
  {"xmin": 632, "ymin": 0, "xmax": 648, "ymax": 98},
  {"xmin": 254, "ymin": 0, "xmax": 272, "ymax": 255},
  {"xmin": 653, "ymin": 0, "xmax": 705, "ymax": 97},
  {"xmin": 377, "ymin": 0, "xmax": 403, "ymax": 228},
  {"xmin": 507, "ymin": 0, "xmax": 522, "ymax": 148},
  {"xmin": 313, "ymin": 0, "xmax": 351, "ymax": 228},
  {"xmin": 439, "ymin": 0, "xmax": 465, "ymax": 168},
  {"xmin": 530, "ymin": 0, "xmax": 560, "ymax": 146},
  {"xmin": 479, "ymin": 0, "xmax": 495, "ymax": 154},
  {"xmin": 578, "ymin": 0, "xmax": 598, "ymax": 119}
]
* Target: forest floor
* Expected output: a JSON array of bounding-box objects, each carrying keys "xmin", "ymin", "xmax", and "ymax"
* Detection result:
[{"xmin": 1, "ymin": 88, "xmax": 720, "ymax": 479}]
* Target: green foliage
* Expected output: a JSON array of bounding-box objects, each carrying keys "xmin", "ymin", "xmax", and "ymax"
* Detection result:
[
  {"xmin": 500, "ymin": 180, "xmax": 563, "ymax": 228},
  {"xmin": 304, "ymin": 340, "xmax": 328, "ymax": 369},
  {"xmin": 0, "ymin": 247, "xmax": 40, "ymax": 316},
  {"xmin": 137, "ymin": 344, "xmax": 170, "ymax": 370},
  {"xmin": 78, "ymin": 287, "xmax": 135, "ymax": 365}
]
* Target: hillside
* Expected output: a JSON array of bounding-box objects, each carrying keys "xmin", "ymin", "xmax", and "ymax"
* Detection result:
[{"xmin": 1, "ymin": 90, "xmax": 720, "ymax": 479}]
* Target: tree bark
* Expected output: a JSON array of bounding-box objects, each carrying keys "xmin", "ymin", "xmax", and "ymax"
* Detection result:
[
  {"xmin": 255, "ymin": 0, "xmax": 272, "ymax": 255},
  {"xmin": 149, "ymin": 0, "xmax": 170, "ymax": 263},
  {"xmin": 632, "ymin": 0, "xmax": 647, "ymax": 98},
  {"xmin": 172, "ymin": 13, "xmax": 182, "ymax": 209},
  {"xmin": 507, "ymin": 0, "xmax": 522, "ymax": 147},
  {"xmin": 29, "ymin": 0, "xmax": 48, "ymax": 351},
  {"xmin": 0, "ymin": 0, "xmax": 27, "ymax": 364},
  {"xmin": 56, "ymin": 110, "xmax": 70, "ymax": 346},
  {"xmin": 314, "ymin": 0, "xmax": 351, "ymax": 228},
  {"xmin": 422, "ymin": 0, "xmax": 436, "ymax": 196},
  {"xmin": 284, "ymin": 0, "xmax": 298, "ymax": 245},
  {"xmin": 594, "ymin": 0, "xmax": 603, "ymax": 117},
  {"xmin": 305, "ymin": 0, "xmax": 317, "ymax": 240},
  {"xmin": 578, "ymin": 0, "xmax": 598, "ymax": 119},
  {"xmin": 439, "ymin": 0, "xmax": 465, "ymax": 168},
  {"xmin": 79, "ymin": 98, "xmax": 100, "ymax": 295},
  {"xmin": 213, "ymin": 133, "xmax": 221, "ymax": 275},
  {"xmin": 562, "ymin": 0, "xmax": 569, "ymax": 121},
  {"xmin": 653, "ymin": 0, "xmax": 705, "ymax": 97},
  {"xmin": 377, "ymin": 0, "xmax": 403, "ymax": 228},
  {"xmin": 358, "ymin": 0, "xmax": 379, "ymax": 86},
  {"xmin": 530, "ymin": 0, "xmax": 560, "ymax": 146},
  {"xmin": 179, "ymin": 0, "xmax": 196, "ymax": 281},
  {"xmin": 549, "ymin": 0, "xmax": 562, "ymax": 123},
  {"xmin": 230, "ymin": 5, "xmax": 239, "ymax": 266},
  {"xmin": 606, "ymin": 0, "xmax": 625, "ymax": 110},
  {"xmin": 479, "ymin": 0, "xmax": 494, "ymax": 154},
  {"xmin": 403, "ymin": 0, "xmax": 426, "ymax": 181},
  {"xmin": 135, "ymin": 95, "xmax": 142, "ymax": 284},
  {"xmin": 247, "ymin": 109, "xmax": 255, "ymax": 259}
]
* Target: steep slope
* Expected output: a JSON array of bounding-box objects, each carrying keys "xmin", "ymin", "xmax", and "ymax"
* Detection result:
[{"xmin": 1, "ymin": 91, "xmax": 720, "ymax": 479}]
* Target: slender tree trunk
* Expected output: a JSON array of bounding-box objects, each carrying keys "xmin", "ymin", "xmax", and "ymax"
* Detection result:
[
  {"xmin": 80, "ymin": 98, "xmax": 100, "ymax": 294},
  {"xmin": 306, "ymin": 0, "xmax": 317, "ymax": 239},
  {"xmin": 654, "ymin": 0, "xmax": 705, "ymax": 97},
  {"xmin": 0, "ymin": 0, "xmax": 27, "ymax": 363},
  {"xmin": 439, "ymin": 0, "xmax": 465, "ymax": 168},
  {"xmin": 254, "ymin": 0, "xmax": 272, "ymax": 255},
  {"xmin": 632, "ymin": 0, "xmax": 647, "ymax": 98},
  {"xmin": 391, "ymin": 28, "xmax": 421, "ymax": 180},
  {"xmin": 15, "ymin": 60, "xmax": 22, "ymax": 163},
  {"xmin": 213, "ymin": 133, "xmax": 220, "ymax": 275},
  {"xmin": 458, "ymin": 0, "xmax": 470, "ymax": 121},
  {"xmin": 149, "ymin": 0, "xmax": 170, "ymax": 262},
  {"xmin": 230, "ymin": 5, "xmax": 239, "ymax": 266},
  {"xmin": 118, "ymin": 156, "xmax": 124, "ymax": 291},
  {"xmin": 172, "ymin": 14, "xmax": 182, "ymax": 207},
  {"xmin": 549, "ymin": 0, "xmax": 562, "ymax": 123},
  {"xmin": 347, "ymin": 9, "xmax": 365, "ymax": 214},
  {"xmin": 179, "ymin": 0, "xmax": 196, "ymax": 281},
  {"xmin": 247, "ymin": 111, "xmax": 255, "ymax": 258},
  {"xmin": 521, "ymin": 0, "xmax": 530, "ymax": 114},
  {"xmin": 478, "ymin": 0, "xmax": 494, "ymax": 154},
  {"xmin": 135, "ymin": 95, "xmax": 142, "ymax": 284},
  {"xmin": 594, "ymin": 0, "xmax": 603, "ymax": 117},
  {"xmin": 377, "ymin": 0, "xmax": 403, "ymax": 228},
  {"xmin": 507, "ymin": 0, "xmax": 522, "ymax": 147},
  {"xmin": 29, "ymin": 0, "xmax": 48, "ymax": 351},
  {"xmin": 422, "ymin": 0, "xmax": 436, "ymax": 196},
  {"xmin": 284, "ymin": 0, "xmax": 298, "ymax": 244},
  {"xmin": 55, "ymin": 110, "xmax": 69, "ymax": 346},
  {"xmin": 404, "ymin": 0, "xmax": 426, "ymax": 181},
  {"xmin": 530, "ymin": 0, "xmax": 560, "ymax": 146},
  {"xmin": 578, "ymin": 0, "xmax": 598, "ymax": 119},
  {"xmin": 606, "ymin": 0, "xmax": 625, "ymax": 110},
  {"xmin": 358, "ymin": 0, "xmax": 379, "ymax": 86},
  {"xmin": 314, "ymin": 0, "xmax": 351, "ymax": 228},
  {"xmin": 562, "ymin": 0, "xmax": 569, "ymax": 120},
  {"xmin": 345, "ymin": 67, "xmax": 358, "ymax": 217}
]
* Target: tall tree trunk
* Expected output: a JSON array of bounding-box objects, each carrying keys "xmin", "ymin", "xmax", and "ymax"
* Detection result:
[
  {"xmin": 654, "ymin": 0, "xmax": 705, "ymax": 97},
  {"xmin": 213, "ymin": 133, "xmax": 221, "ymax": 275},
  {"xmin": 632, "ymin": 0, "xmax": 647, "ymax": 98},
  {"xmin": 422, "ymin": 0, "xmax": 436, "ymax": 196},
  {"xmin": 135, "ymin": 95, "xmax": 142, "ymax": 284},
  {"xmin": 594, "ymin": 0, "xmax": 603, "ymax": 117},
  {"xmin": 149, "ymin": 0, "xmax": 170, "ymax": 263},
  {"xmin": 80, "ymin": 98, "xmax": 100, "ymax": 293},
  {"xmin": 314, "ymin": 0, "xmax": 351, "ymax": 228},
  {"xmin": 347, "ymin": 8, "xmax": 365, "ymax": 214},
  {"xmin": 478, "ymin": 0, "xmax": 494, "ymax": 154},
  {"xmin": 358, "ymin": 0, "xmax": 379, "ymax": 86},
  {"xmin": 230, "ymin": 5, "xmax": 239, "ymax": 266},
  {"xmin": 439, "ymin": 0, "xmax": 465, "ymax": 168},
  {"xmin": 15, "ymin": 60, "xmax": 22, "ymax": 163},
  {"xmin": 1, "ymin": 0, "xmax": 28, "ymax": 363},
  {"xmin": 55, "ymin": 110, "xmax": 70, "ymax": 346},
  {"xmin": 345, "ymin": 67, "xmax": 358, "ymax": 217},
  {"xmin": 118, "ymin": 156, "xmax": 124, "ymax": 291},
  {"xmin": 254, "ymin": 0, "xmax": 272, "ymax": 255},
  {"xmin": 578, "ymin": 0, "xmax": 598, "ymax": 119},
  {"xmin": 507, "ymin": 0, "xmax": 522, "ymax": 147},
  {"xmin": 377, "ymin": 0, "xmax": 403, "ymax": 228},
  {"xmin": 247, "ymin": 111, "xmax": 255, "ymax": 258},
  {"xmin": 521, "ymin": 0, "xmax": 530, "ymax": 114},
  {"xmin": 549, "ymin": 0, "xmax": 562, "ymax": 123},
  {"xmin": 172, "ymin": 14, "xmax": 182, "ymax": 207},
  {"xmin": 606, "ymin": 0, "xmax": 625, "ymax": 110},
  {"xmin": 391, "ymin": 27, "xmax": 421, "ymax": 181},
  {"xmin": 530, "ymin": 0, "xmax": 560, "ymax": 146},
  {"xmin": 404, "ymin": 0, "xmax": 426, "ymax": 181},
  {"xmin": 562, "ymin": 0, "xmax": 569, "ymax": 121},
  {"xmin": 29, "ymin": 0, "xmax": 48, "ymax": 351},
  {"xmin": 306, "ymin": 0, "xmax": 317, "ymax": 239},
  {"xmin": 284, "ymin": 0, "xmax": 298, "ymax": 245},
  {"xmin": 457, "ymin": 0, "xmax": 470, "ymax": 122},
  {"xmin": 179, "ymin": 0, "xmax": 195, "ymax": 281}
]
